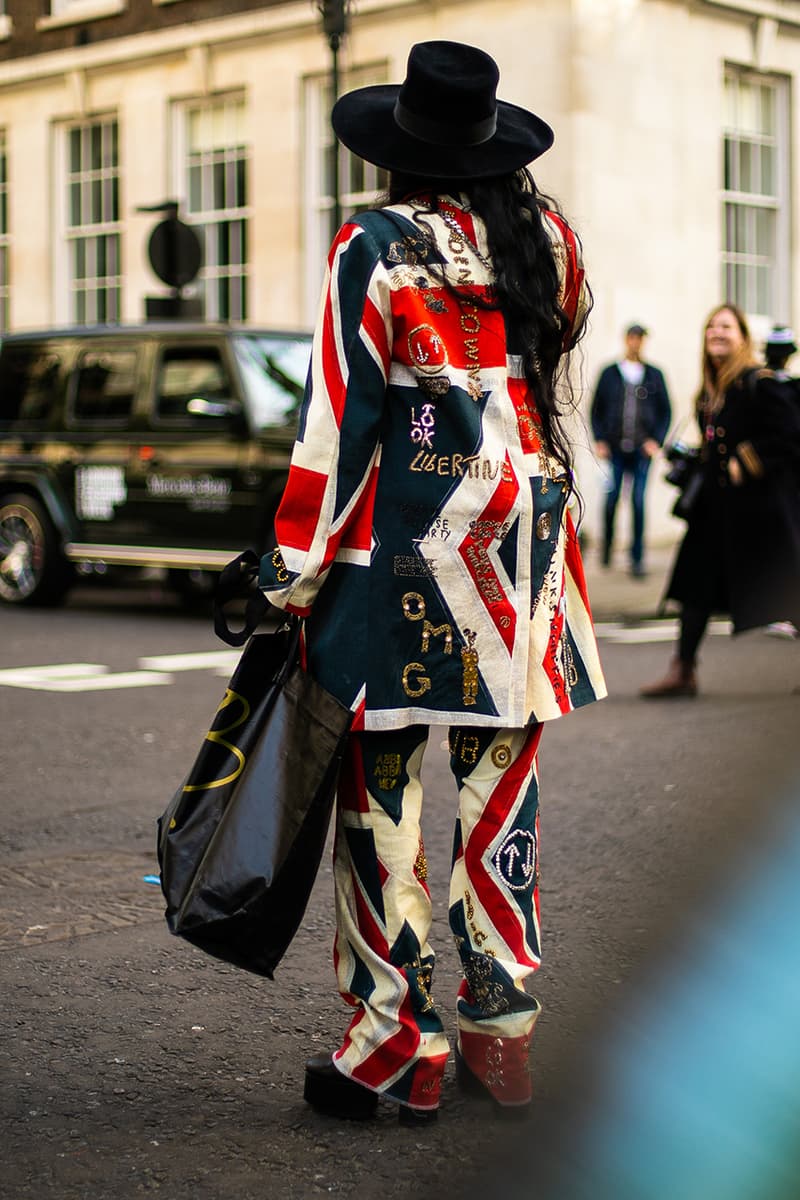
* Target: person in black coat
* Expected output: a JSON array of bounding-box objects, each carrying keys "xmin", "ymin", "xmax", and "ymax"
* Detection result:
[
  {"xmin": 591, "ymin": 324, "xmax": 671, "ymax": 577},
  {"xmin": 642, "ymin": 304, "xmax": 800, "ymax": 697}
]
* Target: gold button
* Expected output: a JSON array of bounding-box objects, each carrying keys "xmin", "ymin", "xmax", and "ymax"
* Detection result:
[
  {"xmin": 491, "ymin": 744, "xmax": 512, "ymax": 769},
  {"xmin": 536, "ymin": 512, "xmax": 552, "ymax": 540},
  {"xmin": 716, "ymin": 426, "xmax": 725, "ymax": 437},
  {"xmin": 717, "ymin": 443, "xmax": 727, "ymax": 454}
]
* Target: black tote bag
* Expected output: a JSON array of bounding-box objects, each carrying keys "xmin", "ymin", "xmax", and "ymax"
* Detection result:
[{"xmin": 157, "ymin": 563, "xmax": 353, "ymax": 977}]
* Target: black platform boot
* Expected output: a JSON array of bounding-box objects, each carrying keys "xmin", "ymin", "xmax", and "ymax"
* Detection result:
[{"xmin": 304, "ymin": 1054, "xmax": 438, "ymax": 1125}]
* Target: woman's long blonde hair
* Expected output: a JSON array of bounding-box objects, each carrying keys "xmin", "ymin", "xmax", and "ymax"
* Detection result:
[{"xmin": 695, "ymin": 303, "xmax": 759, "ymax": 413}]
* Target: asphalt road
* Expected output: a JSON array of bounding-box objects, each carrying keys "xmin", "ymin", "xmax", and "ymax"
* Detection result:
[{"xmin": 1, "ymin": 581, "xmax": 798, "ymax": 1199}]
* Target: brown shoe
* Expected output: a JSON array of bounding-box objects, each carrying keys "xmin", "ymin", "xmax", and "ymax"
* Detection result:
[{"xmin": 640, "ymin": 657, "xmax": 698, "ymax": 698}]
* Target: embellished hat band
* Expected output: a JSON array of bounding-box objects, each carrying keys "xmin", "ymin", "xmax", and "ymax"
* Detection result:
[{"xmin": 393, "ymin": 99, "xmax": 497, "ymax": 147}]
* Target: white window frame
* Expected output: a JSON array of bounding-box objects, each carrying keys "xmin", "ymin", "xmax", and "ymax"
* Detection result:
[
  {"xmin": 171, "ymin": 95, "xmax": 251, "ymax": 323},
  {"xmin": 721, "ymin": 65, "xmax": 791, "ymax": 323},
  {"xmin": 0, "ymin": 129, "xmax": 8, "ymax": 331},
  {"xmin": 303, "ymin": 63, "xmax": 389, "ymax": 324},
  {"xmin": 54, "ymin": 114, "xmax": 122, "ymax": 327}
]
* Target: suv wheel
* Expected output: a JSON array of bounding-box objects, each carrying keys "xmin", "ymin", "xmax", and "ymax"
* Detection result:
[{"xmin": 0, "ymin": 493, "xmax": 72, "ymax": 606}]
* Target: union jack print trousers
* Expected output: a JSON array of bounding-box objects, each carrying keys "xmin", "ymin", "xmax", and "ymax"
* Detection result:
[{"xmin": 331, "ymin": 722, "xmax": 543, "ymax": 1112}]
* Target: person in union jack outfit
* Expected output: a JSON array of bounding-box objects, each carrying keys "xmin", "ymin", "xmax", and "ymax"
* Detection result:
[{"xmin": 259, "ymin": 40, "xmax": 606, "ymax": 1124}]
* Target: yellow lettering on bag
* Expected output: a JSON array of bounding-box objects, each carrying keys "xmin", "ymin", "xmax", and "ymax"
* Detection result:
[{"xmin": 182, "ymin": 689, "xmax": 249, "ymax": 791}]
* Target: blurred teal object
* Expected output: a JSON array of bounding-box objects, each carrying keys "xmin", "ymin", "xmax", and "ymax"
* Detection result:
[{"xmin": 542, "ymin": 787, "xmax": 800, "ymax": 1200}]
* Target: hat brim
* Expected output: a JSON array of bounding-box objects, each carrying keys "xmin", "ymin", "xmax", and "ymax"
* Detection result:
[{"xmin": 331, "ymin": 85, "xmax": 554, "ymax": 179}]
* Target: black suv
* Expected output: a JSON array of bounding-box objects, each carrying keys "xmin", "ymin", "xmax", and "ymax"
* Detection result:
[{"xmin": 0, "ymin": 324, "xmax": 311, "ymax": 605}]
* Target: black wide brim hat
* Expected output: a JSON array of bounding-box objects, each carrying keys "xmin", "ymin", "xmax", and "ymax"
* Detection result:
[{"xmin": 331, "ymin": 41, "xmax": 554, "ymax": 180}]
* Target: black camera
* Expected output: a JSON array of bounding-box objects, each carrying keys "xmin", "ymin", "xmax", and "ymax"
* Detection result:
[{"xmin": 664, "ymin": 441, "xmax": 700, "ymax": 488}]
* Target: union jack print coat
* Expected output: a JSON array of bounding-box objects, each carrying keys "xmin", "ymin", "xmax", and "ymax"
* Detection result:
[{"xmin": 259, "ymin": 196, "xmax": 606, "ymax": 731}]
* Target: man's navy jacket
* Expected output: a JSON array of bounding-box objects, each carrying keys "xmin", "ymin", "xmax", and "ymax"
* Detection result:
[{"xmin": 590, "ymin": 362, "xmax": 671, "ymax": 450}]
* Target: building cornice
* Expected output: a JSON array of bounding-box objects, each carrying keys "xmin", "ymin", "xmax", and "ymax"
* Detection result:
[
  {"xmin": 0, "ymin": 0, "xmax": 449, "ymax": 91},
  {"xmin": 694, "ymin": 0, "xmax": 800, "ymax": 27}
]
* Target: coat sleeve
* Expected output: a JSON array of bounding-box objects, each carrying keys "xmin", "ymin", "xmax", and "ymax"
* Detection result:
[
  {"xmin": 651, "ymin": 367, "xmax": 672, "ymax": 445},
  {"xmin": 258, "ymin": 221, "xmax": 392, "ymax": 615},
  {"xmin": 590, "ymin": 367, "xmax": 611, "ymax": 442},
  {"xmin": 735, "ymin": 374, "xmax": 800, "ymax": 483}
]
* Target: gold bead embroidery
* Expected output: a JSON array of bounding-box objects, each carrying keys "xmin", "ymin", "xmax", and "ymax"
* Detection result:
[
  {"xmin": 461, "ymin": 629, "xmax": 479, "ymax": 706},
  {"xmin": 414, "ymin": 839, "xmax": 428, "ymax": 882},
  {"xmin": 373, "ymin": 753, "xmax": 402, "ymax": 791},
  {"xmin": 460, "ymin": 734, "xmax": 481, "ymax": 765},
  {"xmin": 401, "ymin": 592, "xmax": 426, "ymax": 621},
  {"xmin": 421, "ymin": 619, "xmax": 453, "ymax": 655},
  {"xmin": 271, "ymin": 549, "xmax": 289, "ymax": 582},
  {"xmin": 401, "ymin": 662, "xmax": 431, "ymax": 698}
]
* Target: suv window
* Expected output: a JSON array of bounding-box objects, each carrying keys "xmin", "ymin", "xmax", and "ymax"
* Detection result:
[
  {"xmin": 232, "ymin": 334, "xmax": 307, "ymax": 430},
  {"xmin": 70, "ymin": 349, "xmax": 138, "ymax": 425},
  {"xmin": 0, "ymin": 345, "xmax": 62, "ymax": 428},
  {"xmin": 155, "ymin": 346, "xmax": 233, "ymax": 423}
]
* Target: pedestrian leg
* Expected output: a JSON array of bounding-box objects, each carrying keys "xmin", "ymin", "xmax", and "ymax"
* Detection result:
[
  {"xmin": 330, "ymin": 725, "xmax": 450, "ymax": 1112},
  {"xmin": 448, "ymin": 724, "xmax": 544, "ymax": 1110},
  {"xmin": 630, "ymin": 451, "xmax": 651, "ymax": 574},
  {"xmin": 603, "ymin": 452, "xmax": 625, "ymax": 565}
]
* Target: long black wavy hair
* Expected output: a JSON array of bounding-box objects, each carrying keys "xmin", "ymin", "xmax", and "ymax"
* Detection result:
[{"xmin": 385, "ymin": 168, "xmax": 592, "ymax": 481}]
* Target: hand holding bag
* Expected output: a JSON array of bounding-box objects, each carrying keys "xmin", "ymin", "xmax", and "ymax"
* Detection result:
[{"xmin": 157, "ymin": 552, "xmax": 353, "ymax": 977}]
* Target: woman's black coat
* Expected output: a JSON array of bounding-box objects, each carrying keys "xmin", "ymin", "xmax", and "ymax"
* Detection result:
[{"xmin": 665, "ymin": 369, "xmax": 800, "ymax": 631}]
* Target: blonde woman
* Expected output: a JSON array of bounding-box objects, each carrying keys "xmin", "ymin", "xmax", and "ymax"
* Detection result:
[{"xmin": 642, "ymin": 304, "xmax": 800, "ymax": 697}]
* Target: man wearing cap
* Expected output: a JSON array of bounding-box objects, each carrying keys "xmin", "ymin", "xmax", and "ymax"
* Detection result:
[
  {"xmin": 765, "ymin": 325, "xmax": 799, "ymax": 391},
  {"xmin": 591, "ymin": 323, "xmax": 671, "ymax": 577}
]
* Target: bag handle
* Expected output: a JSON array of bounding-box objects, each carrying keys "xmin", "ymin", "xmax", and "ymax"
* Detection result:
[{"xmin": 213, "ymin": 549, "xmax": 272, "ymax": 646}]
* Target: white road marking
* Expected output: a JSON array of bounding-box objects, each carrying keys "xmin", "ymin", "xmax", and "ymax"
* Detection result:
[
  {"xmin": 0, "ymin": 664, "xmax": 109, "ymax": 683},
  {"xmin": 0, "ymin": 617, "xmax": 739, "ymax": 693},
  {"xmin": 595, "ymin": 620, "xmax": 732, "ymax": 644},
  {"xmin": 138, "ymin": 651, "xmax": 240, "ymax": 673},
  {"xmin": 0, "ymin": 665, "xmax": 173, "ymax": 691}
]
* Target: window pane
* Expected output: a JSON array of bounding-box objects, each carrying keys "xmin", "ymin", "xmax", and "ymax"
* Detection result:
[
  {"xmin": 188, "ymin": 163, "xmax": 202, "ymax": 212},
  {"xmin": 217, "ymin": 220, "xmax": 230, "ymax": 264},
  {"xmin": 155, "ymin": 348, "xmax": 229, "ymax": 419},
  {"xmin": 236, "ymin": 158, "xmax": 246, "ymax": 207},
  {"xmin": 69, "ymin": 128, "xmax": 81, "ymax": 173},
  {"xmin": 755, "ymin": 208, "xmax": 774, "ymax": 257},
  {"xmin": 0, "ymin": 349, "xmax": 62, "ymax": 426},
  {"xmin": 760, "ymin": 144, "xmax": 775, "ymax": 196},
  {"xmin": 91, "ymin": 178, "xmax": 102, "ymax": 224},
  {"xmin": 738, "ymin": 141, "xmax": 755, "ymax": 192},
  {"xmin": 70, "ymin": 181, "xmax": 81, "ymax": 225},
  {"xmin": 759, "ymin": 85, "xmax": 775, "ymax": 136},
  {"xmin": 723, "ymin": 137, "xmax": 734, "ymax": 190},
  {"xmin": 74, "ymin": 238, "xmax": 86, "ymax": 280},
  {"xmin": 213, "ymin": 160, "xmax": 225, "ymax": 210},
  {"xmin": 90, "ymin": 124, "xmax": 102, "ymax": 171},
  {"xmin": 738, "ymin": 82, "xmax": 759, "ymax": 135},
  {"xmin": 73, "ymin": 351, "xmax": 137, "ymax": 421}
]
